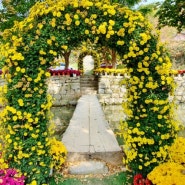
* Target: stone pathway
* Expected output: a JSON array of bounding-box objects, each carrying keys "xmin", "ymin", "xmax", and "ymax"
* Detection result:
[
  {"xmin": 61, "ymin": 97, "xmax": 185, "ymax": 175},
  {"xmin": 62, "ymin": 95, "xmax": 123, "ymax": 174}
]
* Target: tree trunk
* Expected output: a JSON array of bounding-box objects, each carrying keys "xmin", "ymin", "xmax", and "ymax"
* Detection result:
[
  {"xmin": 102, "ymin": 47, "xmax": 109, "ymax": 67},
  {"xmin": 111, "ymin": 49, "xmax": 117, "ymax": 68},
  {"xmin": 62, "ymin": 50, "xmax": 71, "ymax": 69}
]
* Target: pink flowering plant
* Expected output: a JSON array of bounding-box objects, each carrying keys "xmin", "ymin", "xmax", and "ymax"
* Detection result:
[{"xmin": 0, "ymin": 168, "xmax": 25, "ymax": 185}]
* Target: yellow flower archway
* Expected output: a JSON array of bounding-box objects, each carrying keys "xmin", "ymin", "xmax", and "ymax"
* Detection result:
[
  {"xmin": 78, "ymin": 50, "xmax": 100, "ymax": 74},
  {"xmin": 0, "ymin": 0, "xmax": 177, "ymax": 184}
]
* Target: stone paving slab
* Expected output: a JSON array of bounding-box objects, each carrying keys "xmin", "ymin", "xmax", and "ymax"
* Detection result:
[
  {"xmin": 62, "ymin": 95, "xmax": 123, "ymax": 164},
  {"xmin": 68, "ymin": 161, "xmax": 108, "ymax": 175}
]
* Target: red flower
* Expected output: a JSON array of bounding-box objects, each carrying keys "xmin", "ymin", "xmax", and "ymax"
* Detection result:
[{"xmin": 133, "ymin": 174, "xmax": 152, "ymax": 185}]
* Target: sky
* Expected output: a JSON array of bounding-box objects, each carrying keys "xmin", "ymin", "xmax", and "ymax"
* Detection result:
[
  {"xmin": 141, "ymin": 0, "xmax": 164, "ymax": 4},
  {"xmin": 138, "ymin": 0, "xmax": 164, "ymax": 6},
  {"xmin": 134, "ymin": 0, "xmax": 164, "ymax": 9},
  {"xmin": 0, "ymin": 0, "xmax": 2, "ymax": 9}
]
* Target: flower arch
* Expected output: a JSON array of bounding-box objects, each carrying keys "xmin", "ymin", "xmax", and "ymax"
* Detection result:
[
  {"xmin": 78, "ymin": 50, "xmax": 100, "ymax": 74},
  {"xmin": 0, "ymin": 0, "xmax": 177, "ymax": 184}
]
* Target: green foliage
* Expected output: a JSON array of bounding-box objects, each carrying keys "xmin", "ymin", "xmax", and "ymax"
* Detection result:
[
  {"xmin": 0, "ymin": 0, "xmax": 40, "ymax": 32},
  {"xmin": 137, "ymin": 3, "xmax": 160, "ymax": 16},
  {"xmin": 110, "ymin": 0, "xmax": 142, "ymax": 7},
  {"xmin": 122, "ymin": 39, "xmax": 178, "ymax": 176},
  {"xmin": 156, "ymin": 0, "xmax": 185, "ymax": 32}
]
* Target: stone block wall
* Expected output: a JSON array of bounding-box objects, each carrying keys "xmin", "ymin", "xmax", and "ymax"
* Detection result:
[
  {"xmin": 47, "ymin": 76, "xmax": 81, "ymax": 106},
  {"xmin": 48, "ymin": 74, "xmax": 126, "ymax": 105},
  {"xmin": 174, "ymin": 74, "xmax": 185, "ymax": 103},
  {"xmin": 97, "ymin": 75, "xmax": 126, "ymax": 105},
  {"xmin": 1, "ymin": 73, "xmax": 185, "ymax": 106}
]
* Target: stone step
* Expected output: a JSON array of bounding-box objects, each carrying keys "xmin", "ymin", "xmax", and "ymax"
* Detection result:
[
  {"xmin": 80, "ymin": 80, "xmax": 98, "ymax": 85},
  {"xmin": 80, "ymin": 76, "xmax": 97, "ymax": 80},
  {"xmin": 81, "ymin": 86, "xmax": 98, "ymax": 95},
  {"xmin": 80, "ymin": 75, "xmax": 98, "ymax": 80},
  {"xmin": 80, "ymin": 86, "xmax": 98, "ymax": 90},
  {"xmin": 81, "ymin": 85, "xmax": 98, "ymax": 89},
  {"xmin": 68, "ymin": 161, "xmax": 108, "ymax": 175},
  {"xmin": 81, "ymin": 90, "xmax": 97, "ymax": 95},
  {"xmin": 80, "ymin": 82, "xmax": 98, "ymax": 86},
  {"xmin": 80, "ymin": 76, "xmax": 99, "ymax": 87},
  {"xmin": 80, "ymin": 75, "xmax": 98, "ymax": 95},
  {"xmin": 80, "ymin": 77, "xmax": 98, "ymax": 81}
]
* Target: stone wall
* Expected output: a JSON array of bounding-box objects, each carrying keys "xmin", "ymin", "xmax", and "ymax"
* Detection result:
[
  {"xmin": 174, "ymin": 74, "xmax": 185, "ymax": 103},
  {"xmin": 47, "ymin": 76, "xmax": 81, "ymax": 106},
  {"xmin": 48, "ymin": 75, "xmax": 126, "ymax": 105},
  {"xmin": 97, "ymin": 75, "xmax": 126, "ymax": 105},
  {"xmin": 1, "ymin": 74, "xmax": 185, "ymax": 107}
]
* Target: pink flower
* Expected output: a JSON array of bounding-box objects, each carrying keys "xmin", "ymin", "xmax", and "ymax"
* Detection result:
[{"xmin": 0, "ymin": 168, "xmax": 25, "ymax": 185}]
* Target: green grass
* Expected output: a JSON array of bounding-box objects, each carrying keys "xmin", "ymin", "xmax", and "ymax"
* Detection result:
[{"xmin": 49, "ymin": 171, "xmax": 132, "ymax": 185}]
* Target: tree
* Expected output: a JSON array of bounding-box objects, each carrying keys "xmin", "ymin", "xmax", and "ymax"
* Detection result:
[
  {"xmin": 0, "ymin": 0, "xmax": 41, "ymax": 32},
  {"xmin": 137, "ymin": 2, "xmax": 160, "ymax": 16},
  {"xmin": 98, "ymin": 0, "xmax": 144, "ymax": 67},
  {"xmin": 156, "ymin": 0, "xmax": 185, "ymax": 32},
  {"xmin": 110, "ymin": 0, "xmax": 142, "ymax": 7},
  {"xmin": 0, "ymin": 0, "xmax": 144, "ymax": 68}
]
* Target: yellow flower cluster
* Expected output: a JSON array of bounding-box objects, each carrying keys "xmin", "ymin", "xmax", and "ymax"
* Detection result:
[
  {"xmin": 147, "ymin": 162, "xmax": 185, "ymax": 185},
  {"xmin": 0, "ymin": 150, "xmax": 8, "ymax": 169},
  {"xmin": 94, "ymin": 68, "xmax": 127, "ymax": 75},
  {"xmin": 168, "ymin": 137, "xmax": 185, "ymax": 164},
  {"xmin": 49, "ymin": 137, "xmax": 67, "ymax": 170},
  {"xmin": 0, "ymin": 84, "xmax": 7, "ymax": 106},
  {"xmin": 147, "ymin": 137, "xmax": 185, "ymax": 184},
  {"xmin": 121, "ymin": 18, "xmax": 178, "ymax": 176}
]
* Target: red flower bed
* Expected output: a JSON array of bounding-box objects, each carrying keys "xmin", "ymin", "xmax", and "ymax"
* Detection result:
[
  {"xmin": 178, "ymin": 70, "xmax": 185, "ymax": 74},
  {"xmin": 48, "ymin": 69, "xmax": 81, "ymax": 76}
]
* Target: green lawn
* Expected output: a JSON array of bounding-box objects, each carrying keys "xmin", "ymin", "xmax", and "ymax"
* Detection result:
[{"xmin": 49, "ymin": 171, "xmax": 132, "ymax": 185}]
